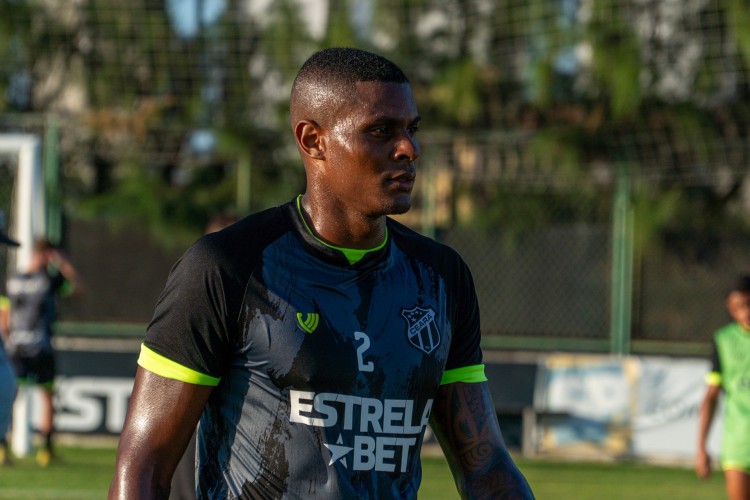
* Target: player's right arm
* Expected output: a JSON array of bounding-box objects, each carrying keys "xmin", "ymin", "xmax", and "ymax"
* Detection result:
[
  {"xmin": 695, "ymin": 382, "xmax": 721, "ymax": 479},
  {"xmin": 109, "ymin": 230, "xmax": 249, "ymax": 498},
  {"xmin": 695, "ymin": 338, "xmax": 722, "ymax": 480},
  {"xmin": 108, "ymin": 367, "xmax": 213, "ymax": 499}
]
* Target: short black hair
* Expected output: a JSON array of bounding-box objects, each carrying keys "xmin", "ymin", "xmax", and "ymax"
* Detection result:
[
  {"xmin": 292, "ymin": 47, "xmax": 408, "ymax": 90},
  {"xmin": 729, "ymin": 274, "xmax": 750, "ymax": 295},
  {"xmin": 289, "ymin": 47, "xmax": 410, "ymax": 127}
]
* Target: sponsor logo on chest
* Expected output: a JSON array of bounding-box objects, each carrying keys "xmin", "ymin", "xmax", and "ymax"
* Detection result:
[{"xmin": 289, "ymin": 390, "xmax": 433, "ymax": 472}]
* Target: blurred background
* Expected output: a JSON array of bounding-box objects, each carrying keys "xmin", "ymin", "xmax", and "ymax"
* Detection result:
[{"xmin": 1, "ymin": 0, "xmax": 748, "ymax": 463}]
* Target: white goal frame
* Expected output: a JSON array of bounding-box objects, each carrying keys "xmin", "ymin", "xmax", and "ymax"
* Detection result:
[
  {"xmin": 0, "ymin": 133, "xmax": 46, "ymax": 457},
  {"xmin": 0, "ymin": 133, "xmax": 46, "ymax": 271}
]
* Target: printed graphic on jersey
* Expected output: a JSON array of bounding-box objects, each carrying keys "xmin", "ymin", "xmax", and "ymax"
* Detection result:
[
  {"xmin": 144, "ymin": 201, "xmax": 483, "ymax": 498},
  {"xmin": 289, "ymin": 390, "xmax": 432, "ymax": 472},
  {"xmin": 401, "ymin": 306, "xmax": 441, "ymax": 355},
  {"xmin": 324, "ymin": 435, "xmax": 353, "ymax": 467},
  {"xmin": 296, "ymin": 312, "xmax": 319, "ymax": 333}
]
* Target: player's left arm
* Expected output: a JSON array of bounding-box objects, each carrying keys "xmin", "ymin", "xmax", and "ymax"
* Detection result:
[
  {"xmin": 430, "ymin": 380, "xmax": 535, "ymax": 499},
  {"xmin": 48, "ymin": 246, "xmax": 85, "ymax": 296}
]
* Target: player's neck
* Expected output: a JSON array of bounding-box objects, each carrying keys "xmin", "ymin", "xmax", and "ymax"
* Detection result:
[{"xmin": 298, "ymin": 194, "xmax": 386, "ymax": 250}]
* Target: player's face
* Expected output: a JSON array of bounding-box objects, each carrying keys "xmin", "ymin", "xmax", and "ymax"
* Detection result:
[
  {"xmin": 322, "ymin": 81, "xmax": 421, "ymax": 217},
  {"xmin": 726, "ymin": 291, "xmax": 750, "ymax": 330}
]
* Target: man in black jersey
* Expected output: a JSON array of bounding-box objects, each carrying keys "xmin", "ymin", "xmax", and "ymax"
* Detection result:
[{"xmin": 110, "ymin": 47, "xmax": 534, "ymax": 499}]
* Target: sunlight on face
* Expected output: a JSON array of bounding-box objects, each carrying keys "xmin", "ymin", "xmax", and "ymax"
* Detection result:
[{"xmin": 321, "ymin": 82, "xmax": 420, "ymax": 218}]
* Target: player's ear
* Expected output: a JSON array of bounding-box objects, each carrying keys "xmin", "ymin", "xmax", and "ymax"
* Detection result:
[{"xmin": 295, "ymin": 120, "xmax": 325, "ymax": 161}]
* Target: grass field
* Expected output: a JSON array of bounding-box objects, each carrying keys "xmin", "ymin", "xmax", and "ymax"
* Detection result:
[{"xmin": 0, "ymin": 445, "xmax": 727, "ymax": 499}]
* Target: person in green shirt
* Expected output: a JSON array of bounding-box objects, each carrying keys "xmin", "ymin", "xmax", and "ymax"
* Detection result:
[{"xmin": 696, "ymin": 274, "xmax": 750, "ymax": 500}]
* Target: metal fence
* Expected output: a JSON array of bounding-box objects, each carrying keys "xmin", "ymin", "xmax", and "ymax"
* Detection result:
[
  {"xmin": 0, "ymin": 121, "xmax": 747, "ymax": 356},
  {"xmin": 440, "ymin": 186, "xmax": 745, "ymax": 355},
  {"xmin": 406, "ymin": 132, "xmax": 748, "ymax": 355},
  {"xmin": 3, "ymin": 1, "xmax": 750, "ymax": 356}
]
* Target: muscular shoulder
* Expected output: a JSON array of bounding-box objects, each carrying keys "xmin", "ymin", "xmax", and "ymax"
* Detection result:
[
  {"xmin": 386, "ymin": 218, "xmax": 468, "ymax": 277},
  {"xmin": 187, "ymin": 204, "xmax": 292, "ymax": 278}
]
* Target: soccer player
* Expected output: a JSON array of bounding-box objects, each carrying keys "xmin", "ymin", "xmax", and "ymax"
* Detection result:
[
  {"xmin": 5, "ymin": 237, "xmax": 83, "ymax": 466},
  {"xmin": 695, "ymin": 274, "xmax": 750, "ymax": 500},
  {"xmin": 109, "ymin": 47, "xmax": 534, "ymax": 499}
]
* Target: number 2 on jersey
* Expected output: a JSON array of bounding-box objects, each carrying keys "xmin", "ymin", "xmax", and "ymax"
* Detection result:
[{"xmin": 354, "ymin": 331, "xmax": 374, "ymax": 372}]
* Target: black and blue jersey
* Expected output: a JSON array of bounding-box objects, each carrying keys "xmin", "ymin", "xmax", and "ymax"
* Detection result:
[{"xmin": 139, "ymin": 197, "xmax": 486, "ymax": 499}]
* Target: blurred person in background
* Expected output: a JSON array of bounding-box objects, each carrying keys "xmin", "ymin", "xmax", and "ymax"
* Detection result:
[
  {"xmin": 5, "ymin": 237, "xmax": 83, "ymax": 466},
  {"xmin": 110, "ymin": 47, "xmax": 533, "ymax": 499},
  {"xmin": 0, "ymin": 227, "xmax": 19, "ymax": 465},
  {"xmin": 696, "ymin": 274, "xmax": 750, "ymax": 500}
]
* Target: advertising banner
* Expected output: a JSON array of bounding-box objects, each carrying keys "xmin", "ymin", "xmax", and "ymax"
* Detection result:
[
  {"xmin": 534, "ymin": 353, "xmax": 722, "ymax": 462},
  {"xmin": 632, "ymin": 356, "xmax": 722, "ymax": 460}
]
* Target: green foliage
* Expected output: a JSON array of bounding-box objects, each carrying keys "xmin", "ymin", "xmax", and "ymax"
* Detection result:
[
  {"xmin": 0, "ymin": 1, "xmax": 31, "ymax": 112},
  {"xmin": 324, "ymin": 0, "xmax": 359, "ymax": 48},
  {"xmin": 429, "ymin": 57, "xmax": 484, "ymax": 126},
  {"xmin": 530, "ymin": 129, "xmax": 583, "ymax": 177},
  {"xmin": 632, "ymin": 186, "xmax": 682, "ymax": 255},
  {"xmin": 77, "ymin": 159, "xmax": 235, "ymax": 248},
  {"xmin": 461, "ymin": 178, "xmax": 610, "ymax": 256},
  {"xmin": 3, "ymin": 0, "xmax": 750, "ymax": 253},
  {"xmin": 528, "ymin": 54, "xmax": 555, "ymax": 108},
  {"xmin": 588, "ymin": 17, "xmax": 642, "ymax": 118},
  {"xmin": 727, "ymin": 0, "xmax": 750, "ymax": 69},
  {"xmin": 263, "ymin": 0, "xmax": 313, "ymax": 81}
]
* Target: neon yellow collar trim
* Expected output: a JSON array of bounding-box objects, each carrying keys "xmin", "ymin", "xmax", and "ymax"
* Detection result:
[{"xmin": 295, "ymin": 195, "xmax": 388, "ymax": 265}]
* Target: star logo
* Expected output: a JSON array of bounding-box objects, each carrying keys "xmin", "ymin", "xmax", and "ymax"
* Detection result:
[{"xmin": 323, "ymin": 434, "xmax": 353, "ymax": 468}]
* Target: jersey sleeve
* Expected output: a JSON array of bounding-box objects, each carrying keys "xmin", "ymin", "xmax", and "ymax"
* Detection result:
[
  {"xmin": 142, "ymin": 236, "xmax": 241, "ymax": 383},
  {"xmin": 706, "ymin": 338, "xmax": 722, "ymax": 387},
  {"xmin": 441, "ymin": 256, "xmax": 485, "ymax": 384}
]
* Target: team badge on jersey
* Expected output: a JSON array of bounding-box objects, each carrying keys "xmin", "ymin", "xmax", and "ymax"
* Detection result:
[{"xmin": 401, "ymin": 306, "xmax": 441, "ymax": 355}]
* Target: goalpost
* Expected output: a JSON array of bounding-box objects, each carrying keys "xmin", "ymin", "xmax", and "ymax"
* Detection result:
[
  {"xmin": 0, "ymin": 133, "xmax": 46, "ymax": 458},
  {"xmin": 0, "ymin": 133, "xmax": 46, "ymax": 270}
]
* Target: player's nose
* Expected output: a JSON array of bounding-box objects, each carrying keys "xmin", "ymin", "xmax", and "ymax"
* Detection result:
[{"xmin": 392, "ymin": 131, "xmax": 420, "ymax": 163}]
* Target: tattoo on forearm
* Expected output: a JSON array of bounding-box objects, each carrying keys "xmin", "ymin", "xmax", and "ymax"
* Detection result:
[
  {"xmin": 433, "ymin": 383, "xmax": 534, "ymax": 499},
  {"xmin": 437, "ymin": 383, "xmax": 495, "ymax": 470}
]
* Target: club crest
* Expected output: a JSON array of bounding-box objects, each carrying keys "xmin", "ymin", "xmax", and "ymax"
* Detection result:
[{"xmin": 401, "ymin": 306, "xmax": 441, "ymax": 355}]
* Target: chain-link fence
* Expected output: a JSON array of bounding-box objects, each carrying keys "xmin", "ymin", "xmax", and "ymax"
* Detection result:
[
  {"xmin": 2, "ymin": 1, "xmax": 750, "ymax": 355},
  {"xmin": 2, "ymin": 118, "xmax": 746, "ymax": 354},
  {"xmin": 405, "ymin": 132, "xmax": 750, "ymax": 353},
  {"xmin": 440, "ymin": 181, "xmax": 748, "ymax": 352},
  {"xmin": 1, "ymin": 117, "xmax": 747, "ymax": 355}
]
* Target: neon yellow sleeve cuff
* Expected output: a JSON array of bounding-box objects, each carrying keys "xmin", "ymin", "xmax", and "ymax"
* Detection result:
[
  {"xmin": 138, "ymin": 344, "xmax": 221, "ymax": 387},
  {"xmin": 0, "ymin": 295, "xmax": 9, "ymax": 311},
  {"xmin": 706, "ymin": 371, "xmax": 722, "ymax": 387},
  {"xmin": 440, "ymin": 364, "xmax": 487, "ymax": 385}
]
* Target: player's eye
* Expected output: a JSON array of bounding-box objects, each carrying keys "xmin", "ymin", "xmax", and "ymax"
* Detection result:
[{"xmin": 370, "ymin": 126, "xmax": 390, "ymax": 137}]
